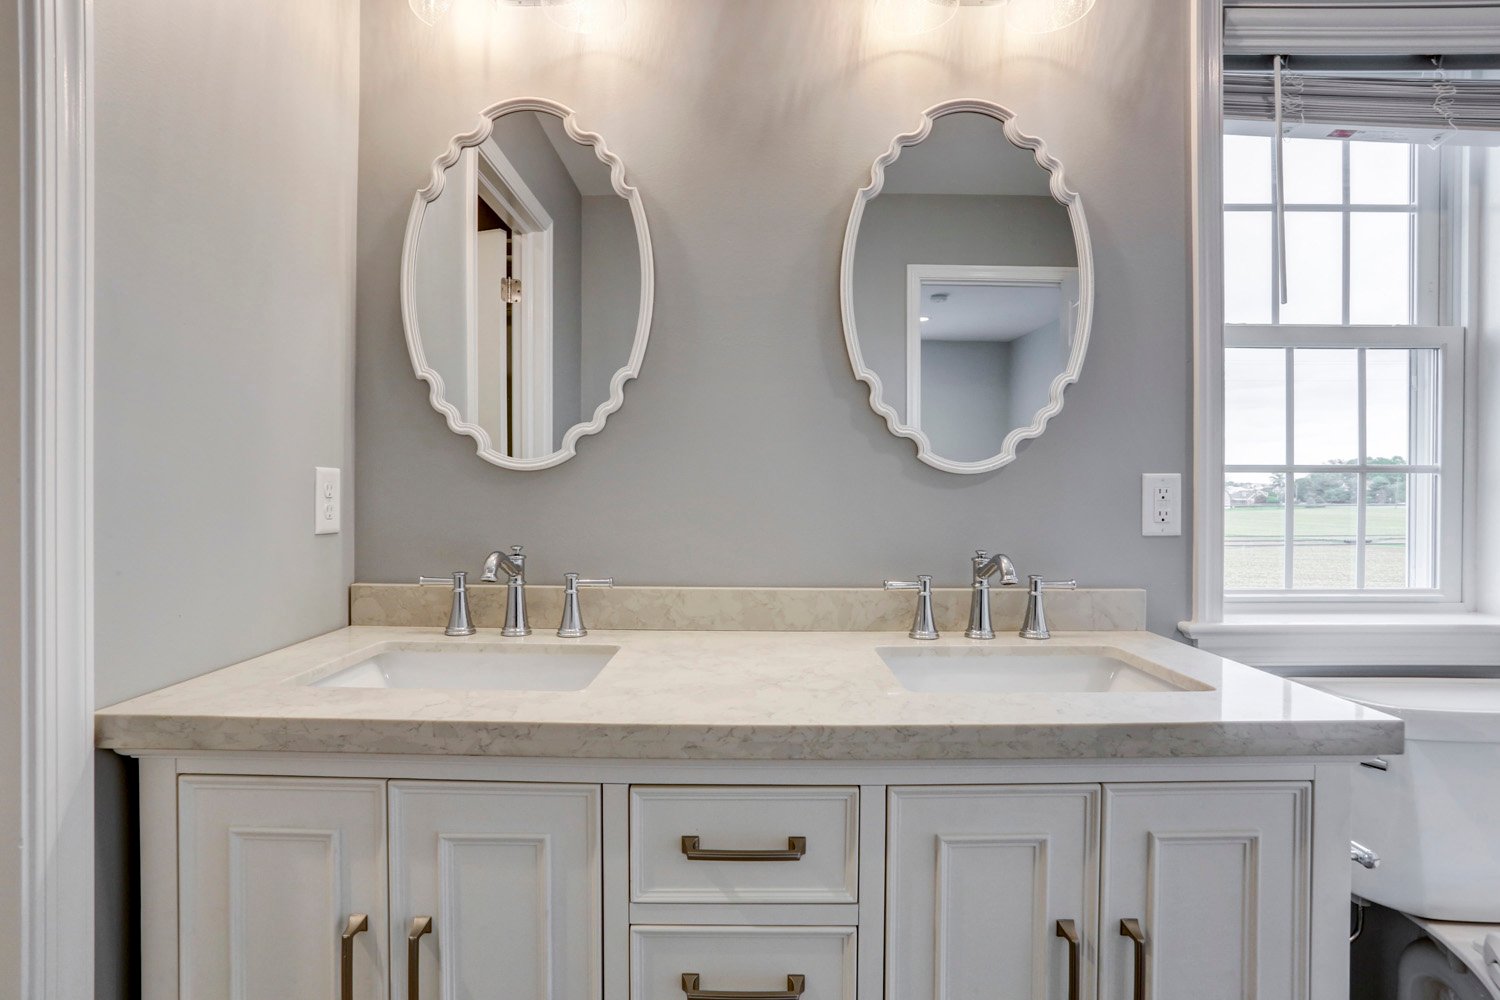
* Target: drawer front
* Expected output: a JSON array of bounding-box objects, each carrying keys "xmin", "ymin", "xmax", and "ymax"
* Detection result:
[
  {"xmin": 631, "ymin": 786, "xmax": 859, "ymax": 903},
  {"xmin": 631, "ymin": 926, "xmax": 856, "ymax": 1000}
]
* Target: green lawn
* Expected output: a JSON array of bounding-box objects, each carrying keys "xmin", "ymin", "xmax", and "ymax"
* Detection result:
[{"xmin": 1225, "ymin": 504, "xmax": 1410, "ymax": 589}]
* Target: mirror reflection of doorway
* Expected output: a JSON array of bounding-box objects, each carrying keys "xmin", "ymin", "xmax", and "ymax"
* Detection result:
[{"xmin": 904, "ymin": 265, "xmax": 1079, "ymax": 462}]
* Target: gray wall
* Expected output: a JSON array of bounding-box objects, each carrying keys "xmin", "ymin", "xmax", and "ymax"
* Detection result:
[
  {"xmin": 1009, "ymin": 319, "xmax": 1066, "ymax": 429},
  {"xmin": 581, "ymin": 195, "xmax": 641, "ymax": 415},
  {"xmin": 356, "ymin": 0, "xmax": 1192, "ymax": 637},
  {"xmin": 853, "ymin": 193, "xmax": 1076, "ymax": 421},
  {"xmin": 921, "ymin": 340, "xmax": 1011, "ymax": 462},
  {"xmin": 95, "ymin": 0, "xmax": 360, "ymax": 708},
  {"xmin": 0, "ymin": 0, "xmax": 22, "ymax": 989}
]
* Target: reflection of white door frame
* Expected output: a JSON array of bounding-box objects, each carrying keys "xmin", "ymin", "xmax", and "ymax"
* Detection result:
[
  {"xmin": 467, "ymin": 140, "xmax": 555, "ymax": 458},
  {"xmin": 904, "ymin": 264, "xmax": 1079, "ymax": 432}
]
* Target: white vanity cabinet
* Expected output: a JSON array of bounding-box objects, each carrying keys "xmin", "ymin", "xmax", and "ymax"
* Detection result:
[
  {"xmin": 174, "ymin": 775, "xmax": 601, "ymax": 1000},
  {"xmin": 887, "ymin": 785, "xmax": 1101, "ymax": 1000},
  {"xmin": 1099, "ymin": 783, "xmax": 1311, "ymax": 1000},
  {"xmin": 887, "ymin": 781, "xmax": 1313, "ymax": 1000},
  {"xmin": 143, "ymin": 760, "xmax": 1350, "ymax": 1000},
  {"xmin": 388, "ymin": 781, "xmax": 602, "ymax": 1000},
  {"xmin": 177, "ymin": 777, "xmax": 392, "ymax": 1000}
]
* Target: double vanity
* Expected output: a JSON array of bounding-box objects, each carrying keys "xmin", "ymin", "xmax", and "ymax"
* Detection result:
[{"xmin": 98, "ymin": 579, "xmax": 1399, "ymax": 1000}]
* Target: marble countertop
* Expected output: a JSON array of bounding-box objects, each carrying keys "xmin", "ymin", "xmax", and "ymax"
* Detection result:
[{"xmin": 95, "ymin": 626, "xmax": 1402, "ymax": 761}]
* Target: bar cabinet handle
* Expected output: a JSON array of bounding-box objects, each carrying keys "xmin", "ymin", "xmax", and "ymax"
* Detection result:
[
  {"xmin": 1120, "ymin": 918, "xmax": 1147, "ymax": 1000},
  {"xmin": 680, "ymin": 835, "xmax": 806, "ymax": 862},
  {"xmin": 407, "ymin": 916, "xmax": 433, "ymax": 1000},
  {"xmin": 341, "ymin": 913, "xmax": 369, "ymax": 1000},
  {"xmin": 680, "ymin": 973, "xmax": 806, "ymax": 1000},
  {"xmin": 1056, "ymin": 919, "xmax": 1081, "ymax": 1000}
]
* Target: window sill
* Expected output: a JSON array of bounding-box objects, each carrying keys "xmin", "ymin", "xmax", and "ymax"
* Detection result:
[{"xmin": 1177, "ymin": 613, "xmax": 1500, "ymax": 669}]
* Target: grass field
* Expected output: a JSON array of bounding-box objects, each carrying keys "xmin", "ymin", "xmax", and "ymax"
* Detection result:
[{"xmin": 1225, "ymin": 504, "xmax": 1409, "ymax": 589}]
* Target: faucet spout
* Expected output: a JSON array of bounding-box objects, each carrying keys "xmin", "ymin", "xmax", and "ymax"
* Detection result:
[
  {"xmin": 481, "ymin": 547, "xmax": 525, "ymax": 583},
  {"xmin": 481, "ymin": 545, "xmax": 531, "ymax": 636},
  {"xmin": 966, "ymin": 550, "xmax": 1018, "ymax": 640}
]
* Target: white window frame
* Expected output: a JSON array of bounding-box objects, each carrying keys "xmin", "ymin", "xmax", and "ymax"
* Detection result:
[{"xmin": 1182, "ymin": 0, "xmax": 1496, "ymax": 667}]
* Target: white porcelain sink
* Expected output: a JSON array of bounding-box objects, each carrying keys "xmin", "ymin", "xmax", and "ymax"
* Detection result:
[
  {"xmin": 313, "ymin": 645, "xmax": 617, "ymax": 692},
  {"xmin": 878, "ymin": 646, "xmax": 1198, "ymax": 694}
]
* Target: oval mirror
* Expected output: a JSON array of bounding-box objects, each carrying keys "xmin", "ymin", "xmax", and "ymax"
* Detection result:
[
  {"xmin": 402, "ymin": 98, "xmax": 653, "ymax": 470},
  {"xmin": 840, "ymin": 100, "xmax": 1093, "ymax": 474}
]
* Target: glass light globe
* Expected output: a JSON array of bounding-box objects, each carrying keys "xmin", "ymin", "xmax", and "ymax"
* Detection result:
[
  {"xmin": 876, "ymin": 0, "xmax": 960, "ymax": 35},
  {"xmin": 1006, "ymin": 0, "xmax": 1097, "ymax": 34},
  {"xmin": 409, "ymin": 0, "xmax": 453, "ymax": 25},
  {"xmin": 544, "ymin": 0, "xmax": 628, "ymax": 34}
]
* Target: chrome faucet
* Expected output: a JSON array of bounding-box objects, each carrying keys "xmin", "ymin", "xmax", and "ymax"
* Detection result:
[
  {"xmin": 885, "ymin": 575, "xmax": 939, "ymax": 640},
  {"xmin": 418, "ymin": 571, "xmax": 476, "ymax": 637},
  {"xmin": 965, "ymin": 550, "xmax": 1018, "ymax": 640},
  {"xmin": 481, "ymin": 545, "xmax": 531, "ymax": 637},
  {"xmin": 1019, "ymin": 574, "xmax": 1077, "ymax": 640},
  {"xmin": 557, "ymin": 573, "xmax": 613, "ymax": 638}
]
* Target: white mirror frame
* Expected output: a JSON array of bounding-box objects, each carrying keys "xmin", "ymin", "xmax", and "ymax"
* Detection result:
[
  {"xmin": 401, "ymin": 97, "xmax": 655, "ymax": 470},
  {"xmin": 839, "ymin": 98, "xmax": 1094, "ymax": 475}
]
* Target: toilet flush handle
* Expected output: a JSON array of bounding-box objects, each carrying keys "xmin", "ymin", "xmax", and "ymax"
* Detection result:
[{"xmin": 1350, "ymin": 841, "xmax": 1380, "ymax": 869}]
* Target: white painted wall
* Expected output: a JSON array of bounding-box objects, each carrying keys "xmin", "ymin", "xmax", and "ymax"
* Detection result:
[
  {"xmin": 0, "ymin": 0, "xmax": 23, "ymax": 991},
  {"xmin": 94, "ymin": 0, "xmax": 360, "ymax": 707},
  {"xmin": 355, "ymin": 0, "xmax": 1192, "ymax": 635}
]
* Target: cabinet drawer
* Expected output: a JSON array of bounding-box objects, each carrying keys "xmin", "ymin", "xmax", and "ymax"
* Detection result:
[
  {"xmin": 631, "ymin": 926, "xmax": 856, "ymax": 1000},
  {"xmin": 631, "ymin": 786, "xmax": 859, "ymax": 903}
]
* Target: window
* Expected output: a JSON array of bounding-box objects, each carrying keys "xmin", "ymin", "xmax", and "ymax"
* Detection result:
[{"xmin": 1220, "ymin": 131, "xmax": 1465, "ymax": 603}]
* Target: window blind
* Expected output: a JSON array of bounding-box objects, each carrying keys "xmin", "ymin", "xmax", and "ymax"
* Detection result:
[{"xmin": 1223, "ymin": 69, "xmax": 1500, "ymax": 132}]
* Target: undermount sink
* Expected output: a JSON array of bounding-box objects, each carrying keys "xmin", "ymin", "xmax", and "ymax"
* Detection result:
[
  {"xmin": 313, "ymin": 644, "xmax": 617, "ymax": 692},
  {"xmin": 877, "ymin": 646, "xmax": 1201, "ymax": 694}
]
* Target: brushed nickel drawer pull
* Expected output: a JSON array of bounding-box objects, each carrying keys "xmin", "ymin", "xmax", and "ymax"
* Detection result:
[
  {"xmin": 1055, "ymin": 919, "xmax": 1081, "ymax": 1000},
  {"xmin": 407, "ymin": 916, "xmax": 433, "ymax": 1000},
  {"xmin": 680, "ymin": 973, "xmax": 806, "ymax": 999},
  {"xmin": 680, "ymin": 835, "xmax": 806, "ymax": 862},
  {"xmin": 340, "ymin": 913, "xmax": 369, "ymax": 1000},
  {"xmin": 1119, "ymin": 918, "xmax": 1146, "ymax": 1000}
]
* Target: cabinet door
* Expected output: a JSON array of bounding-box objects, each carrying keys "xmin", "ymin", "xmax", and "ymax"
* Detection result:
[
  {"xmin": 887, "ymin": 785, "xmax": 1102, "ymax": 1000},
  {"xmin": 388, "ymin": 781, "xmax": 602, "ymax": 1000},
  {"xmin": 1100, "ymin": 783, "xmax": 1312, "ymax": 1000},
  {"xmin": 178, "ymin": 776, "xmax": 388, "ymax": 1000}
]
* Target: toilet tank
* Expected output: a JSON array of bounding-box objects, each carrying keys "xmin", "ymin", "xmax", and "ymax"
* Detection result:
[{"xmin": 1299, "ymin": 678, "xmax": 1500, "ymax": 923}]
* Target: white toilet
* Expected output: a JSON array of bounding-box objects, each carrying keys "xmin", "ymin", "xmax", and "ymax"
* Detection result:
[{"xmin": 1300, "ymin": 678, "xmax": 1500, "ymax": 1000}]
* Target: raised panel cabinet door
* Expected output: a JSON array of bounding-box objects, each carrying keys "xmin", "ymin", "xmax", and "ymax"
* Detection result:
[
  {"xmin": 1100, "ymin": 783, "xmax": 1313, "ymax": 1000},
  {"xmin": 177, "ymin": 776, "xmax": 389, "ymax": 1000},
  {"xmin": 886, "ymin": 785, "xmax": 1102, "ymax": 1000},
  {"xmin": 388, "ymin": 781, "xmax": 602, "ymax": 1000}
]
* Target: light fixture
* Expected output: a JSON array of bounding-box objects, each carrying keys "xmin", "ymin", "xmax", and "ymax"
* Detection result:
[
  {"xmin": 1004, "ymin": 0, "xmax": 1096, "ymax": 34},
  {"xmin": 877, "ymin": 0, "xmax": 1095, "ymax": 36},
  {"xmin": 875, "ymin": 0, "xmax": 960, "ymax": 34},
  {"xmin": 409, "ymin": 0, "xmax": 453, "ymax": 25},
  {"xmin": 501, "ymin": 0, "xmax": 627, "ymax": 34}
]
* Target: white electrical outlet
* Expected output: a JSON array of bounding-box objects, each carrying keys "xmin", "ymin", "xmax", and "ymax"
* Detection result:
[
  {"xmin": 1142, "ymin": 473, "xmax": 1181, "ymax": 536},
  {"xmin": 314, "ymin": 467, "xmax": 341, "ymax": 535}
]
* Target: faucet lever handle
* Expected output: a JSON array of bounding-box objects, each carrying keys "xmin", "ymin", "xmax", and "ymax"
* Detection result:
[
  {"xmin": 559, "ymin": 573, "xmax": 612, "ymax": 638},
  {"xmin": 419, "ymin": 571, "xmax": 466, "ymax": 587},
  {"xmin": 884, "ymin": 576, "xmax": 938, "ymax": 640},
  {"xmin": 1033, "ymin": 577, "xmax": 1077, "ymax": 591},
  {"xmin": 883, "ymin": 576, "xmax": 931, "ymax": 592},
  {"xmin": 416, "ymin": 572, "xmax": 476, "ymax": 637}
]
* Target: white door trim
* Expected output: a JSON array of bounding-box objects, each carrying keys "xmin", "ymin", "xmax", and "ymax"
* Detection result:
[{"xmin": 18, "ymin": 0, "xmax": 95, "ymax": 997}]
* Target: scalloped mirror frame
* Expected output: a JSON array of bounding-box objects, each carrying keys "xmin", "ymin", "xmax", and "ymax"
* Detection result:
[
  {"xmin": 400, "ymin": 97, "xmax": 656, "ymax": 470},
  {"xmin": 839, "ymin": 99, "xmax": 1094, "ymax": 475}
]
